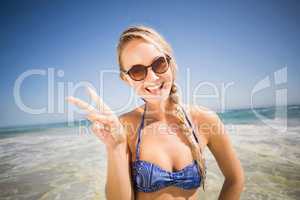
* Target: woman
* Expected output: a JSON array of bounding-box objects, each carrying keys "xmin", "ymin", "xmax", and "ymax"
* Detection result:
[{"xmin": 67, "ymin": 25, "xmax": 244, "ymax": 200}]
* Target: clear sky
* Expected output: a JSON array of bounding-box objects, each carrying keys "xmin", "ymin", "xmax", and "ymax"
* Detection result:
[{"xmin": 0, "ymin": 0, "xmax": 299, "ymax": 127}]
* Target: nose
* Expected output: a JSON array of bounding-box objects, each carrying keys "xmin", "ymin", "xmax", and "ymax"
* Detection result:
[{"xmin": 144, "ymin": 67, "xmax": 159, "ymax": 82}]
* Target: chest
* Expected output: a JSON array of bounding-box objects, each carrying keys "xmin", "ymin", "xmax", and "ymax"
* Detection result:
[{"xmin": 132, "ymin": 121, "xmax": 198, "ymax": 172}]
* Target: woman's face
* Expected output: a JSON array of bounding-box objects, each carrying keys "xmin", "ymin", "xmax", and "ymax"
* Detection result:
[{"xmin": 121, "ymin": 39, "xmax": 173, "ymax": 103}]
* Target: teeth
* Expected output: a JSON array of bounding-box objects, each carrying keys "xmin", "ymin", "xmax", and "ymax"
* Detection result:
[
  {"xmin": 147, "ymin": 85, "xmax": 160, "ymax": 90},
  {"xmin": 145, "ymin": 83, "xmax": 163, "ymax": 93}
]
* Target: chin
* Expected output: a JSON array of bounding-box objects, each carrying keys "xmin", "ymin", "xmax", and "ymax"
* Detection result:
[{"xmin": 141, "ymin": 90, "xmax": 171, "ymax": 103}]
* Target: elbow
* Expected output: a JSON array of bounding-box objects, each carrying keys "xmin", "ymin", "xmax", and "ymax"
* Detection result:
[
  {"xmin": 225, "ymin": 170, "xmax": 245, "ymax": 193},
  {"xmin": 231, "ymin": 176, "xmax": 245, "ymax": 192},
  {"xmin": 234, "ymin": 178, "xmax": 244, "ymax": 192},
  {"xmin": 233, "ymin": 165, "xmax": 245, "ymax": 192},
  {"xmin": 224, "ymin": 177, "xmax": 244, "ymax": 194}
]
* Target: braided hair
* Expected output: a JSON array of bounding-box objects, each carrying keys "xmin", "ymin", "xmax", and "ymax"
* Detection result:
[{"xmin": 117, "ymin": 25, "xmax": 206, "ymax": 190}]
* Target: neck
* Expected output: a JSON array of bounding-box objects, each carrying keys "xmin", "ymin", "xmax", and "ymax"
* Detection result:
[{"xmin": 144, "ymin": 96, "xmax": 177, "ymax": 121}]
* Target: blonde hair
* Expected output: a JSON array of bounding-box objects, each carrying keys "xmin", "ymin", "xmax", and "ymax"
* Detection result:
[{"xmin": 117, "ymin": 25, "xmax": 206, "ymax": 190}]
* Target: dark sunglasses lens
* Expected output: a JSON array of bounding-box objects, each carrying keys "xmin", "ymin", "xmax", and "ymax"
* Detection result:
[
  {"xmin": 128, "ymin": 66, "xmax": 146, "ymax": 81},
  {"xmin": 152, "ymin": 57, "xmax": 169, "ymax": 74}
]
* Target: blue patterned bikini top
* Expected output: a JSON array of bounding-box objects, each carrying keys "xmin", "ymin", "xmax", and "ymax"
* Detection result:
[{"xmin": 131, "ymin": 103, "xmax": 203, "ymax": 193}]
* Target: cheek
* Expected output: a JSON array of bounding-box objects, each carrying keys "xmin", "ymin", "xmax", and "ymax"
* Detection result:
[
  {"xmin": 131, "ymin": 82, "xmax": 145, "ymax": 93},
  {"xmin": 162, "ymin": 68, "xmax": 173, "ymax": 85}
]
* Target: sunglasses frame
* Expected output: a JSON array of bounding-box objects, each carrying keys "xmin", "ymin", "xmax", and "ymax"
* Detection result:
[{"xmin": 121, "ymin": 54, "xmax": 172, "ymax": 81}]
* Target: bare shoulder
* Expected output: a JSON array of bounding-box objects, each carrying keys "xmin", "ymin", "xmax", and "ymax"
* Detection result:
[
  {"xmin": 182, "ymin": 104, "xmax": 223, "ymax": 145},
  {"xmin": 118, "ymin": 104, "xmax": 144, "ymax": 126},
  {"xmin": 185, "ymin": 104, "xmax": 219, "ymax": 123}
]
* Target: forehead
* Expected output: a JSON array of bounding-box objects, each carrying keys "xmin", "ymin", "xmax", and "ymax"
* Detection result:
[{"xmin": 121, "ymin": 39, "xmax": 162, "ymax": 70}]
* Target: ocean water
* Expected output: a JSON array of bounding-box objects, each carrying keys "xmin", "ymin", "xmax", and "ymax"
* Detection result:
[{"xmin": 0, "ymin": 105, "xmax": 300, "ymax": 200}]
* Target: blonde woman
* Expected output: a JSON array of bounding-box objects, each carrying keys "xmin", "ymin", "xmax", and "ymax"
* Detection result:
[{"xmin": 67, "ymin": 25, "xmax": 244, "ymax": 200}]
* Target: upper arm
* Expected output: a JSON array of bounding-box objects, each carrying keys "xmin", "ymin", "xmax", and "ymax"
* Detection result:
[
  {"xmin": 125, "ymin": 139, "xmax": 135, "ymax": 200},
  {"xmin": 119, "ymin": 113, "xmax": 135, "ymax": 167},
  {"xmin": 193, "ymin": 105, "xmax": 244, "ymax": 184},
  {"xmin": 118, "ymin": 114, "xmax": 136, "ymax": 200},
  {"xmin": 118, "ymin": 112, "xmax": 138, "ymax": 156}
]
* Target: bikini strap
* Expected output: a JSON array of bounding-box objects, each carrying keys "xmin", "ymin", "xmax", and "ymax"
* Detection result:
[
  {"xmin": 136, "ymin": 103, "xmax": 147, "ymax": 160},
  {"xmin": 179, "ymin": 104, "xmax": 199, "ymax": 144},
  {"xmin": 135, "ymin": 103, "xmax": 198, "ymax": 160}
]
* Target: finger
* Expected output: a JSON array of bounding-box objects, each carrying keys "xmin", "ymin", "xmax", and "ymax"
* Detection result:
[
  {"xmin": 92, "ymin": 122, "xmax": 110, "ymax": 138},
  {"xmin": 91, "ymin": 122, "xmax": 104, "ymax": 139},
  {"xmin": 86, "ymin": 87, "xmax": 113, "ymax": 115},
  {"xmin": 66, "ymin": 96, "xmax": 97, "ymax": 113},
  {"xmin": 86, "ymin": 113, "xmax": 114, "ymax": 125}
]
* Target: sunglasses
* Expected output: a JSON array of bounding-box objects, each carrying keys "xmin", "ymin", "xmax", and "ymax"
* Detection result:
[{"xmin": 122, "ymin": 54, "xmax": 171, "ymax": 81}]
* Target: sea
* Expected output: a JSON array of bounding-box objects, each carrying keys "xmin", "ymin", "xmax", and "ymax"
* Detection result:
[{"xmin": 0, "ymin": 105, "xmax": 299, "ymax": 200}]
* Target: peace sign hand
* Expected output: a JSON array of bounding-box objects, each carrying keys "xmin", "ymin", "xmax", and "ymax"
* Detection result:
[{"xmin": 66, "ymin": 87, "xmax": 126, "ymax": 150}]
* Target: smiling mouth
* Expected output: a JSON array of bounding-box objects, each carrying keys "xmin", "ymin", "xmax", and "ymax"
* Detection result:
[{"xmin": 145, "ymin": 82, "xmax": 164, "ymax": 94}]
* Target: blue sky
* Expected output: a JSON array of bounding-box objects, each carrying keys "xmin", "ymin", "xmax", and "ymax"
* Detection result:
[{"xmin": 0, "ymin": 0, "xmax": 299, "ymax": 127}]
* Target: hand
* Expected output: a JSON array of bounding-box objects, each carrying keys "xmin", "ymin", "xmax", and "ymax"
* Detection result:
[{"xmin": 66, "ymin": 87, "xmax": 126, "ymax": 150}]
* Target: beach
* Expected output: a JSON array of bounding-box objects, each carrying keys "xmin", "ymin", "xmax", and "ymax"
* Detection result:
[{"xmin": 0, "ymin": 105, "xmax": 299, "ymax": 200}]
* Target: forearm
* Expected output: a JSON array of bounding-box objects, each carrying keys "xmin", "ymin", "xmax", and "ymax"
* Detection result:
[
  {"xmin": 218, "ymin": 179, "xmax": 244, "ymax": 200},
  {"xmin": 105, "ymin": 143, "xmax": 134, "ymax": 200}
]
